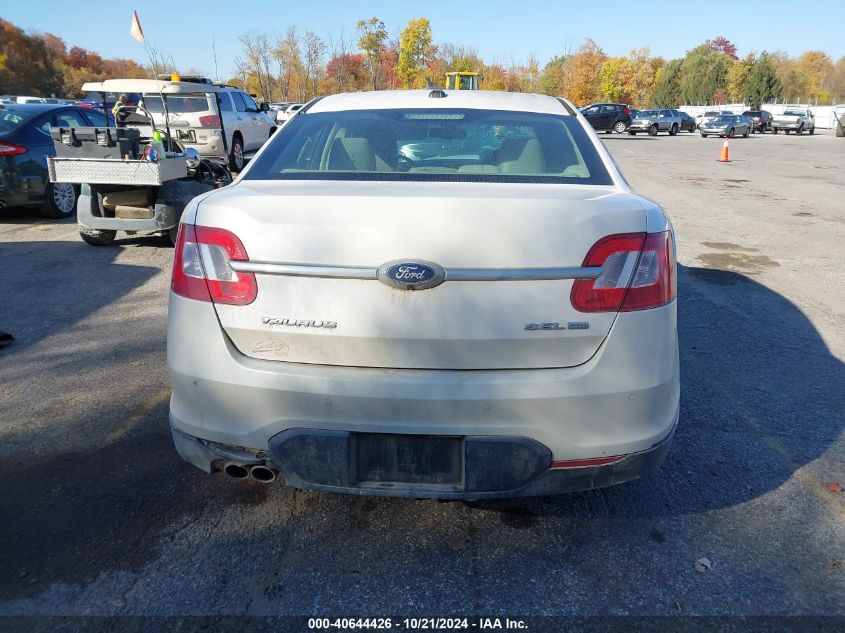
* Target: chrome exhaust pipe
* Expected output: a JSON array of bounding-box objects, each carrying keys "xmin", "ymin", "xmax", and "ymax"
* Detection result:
[
  {"xmin": 223, "ymin": 463, "xmax": 249, "ymax": 479},
  {"xmin": 249, "ymin": 465, "xmax": 277, "ymax": 484}
]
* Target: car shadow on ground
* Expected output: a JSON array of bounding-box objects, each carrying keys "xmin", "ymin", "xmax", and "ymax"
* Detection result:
[
  {"xmin": 472, "ymin": 263, "xmax": 844, "ymax": 519},
  {"xmin": 0, "ymin": 239, "xmax": 161, "ymax": 354}
]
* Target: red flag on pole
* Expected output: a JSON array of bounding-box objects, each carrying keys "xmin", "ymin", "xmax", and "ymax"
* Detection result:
[{"xmin": 130, "ymin": 11, "xmax": 145, "ymax": 43}]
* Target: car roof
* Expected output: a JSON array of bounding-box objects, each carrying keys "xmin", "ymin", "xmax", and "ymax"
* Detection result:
[
  {"xmin": 308, "ymin": 90, "xmax": 571, "ymax": 115},
  {"xmin": 0, "ymin": 103, "xmax": 77, "ymax": 113},
  {"xmin": 83, "ymin": 79, "xmax": 235, "ymax": 94}
]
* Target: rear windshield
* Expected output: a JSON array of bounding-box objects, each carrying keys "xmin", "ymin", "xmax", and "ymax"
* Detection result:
[
  {"xmin": 0, "ymin": 109, "xmax": 34, "ymax": 133},
  {"xmin": 245, "ymin": 108, "xmax": 612, "ymax": 185},
  {"xmin": 141, "ymin": 95, "xmax": 211, "ymax": 115}
]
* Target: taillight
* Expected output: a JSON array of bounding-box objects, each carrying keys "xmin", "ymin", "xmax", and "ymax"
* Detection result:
[
  {"xmin": 199, "ymin": 115, "xmax": 221, "ymax": 128},
  {"xmin": 622, "ymin": 107, "xmax": 631, "ymax": 115},
  {"xmin": 171, "ymin": 224, "xmax": 257, "ymax": 305},
  {"xmin": 0, "ymin": 142, "xmax": 28, "ymax": 156},
  {"xmin": 571, "ymin": 231, "xmax": 676, "ymax": 313}
]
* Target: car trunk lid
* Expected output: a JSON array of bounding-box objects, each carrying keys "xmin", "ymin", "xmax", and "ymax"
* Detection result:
[{"xmin": 194, "ymin": 180, "xmax": 645, "ymax": 370}]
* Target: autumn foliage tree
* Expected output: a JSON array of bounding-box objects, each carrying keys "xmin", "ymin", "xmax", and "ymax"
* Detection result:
[{"xmin": 396, "ymin": 17, "xmax": 436, "ymax": 88}]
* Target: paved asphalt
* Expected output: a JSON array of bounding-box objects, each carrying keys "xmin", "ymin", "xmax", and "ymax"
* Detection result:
[{"xmin": 0, "ymin": 128, "xmax": 843, "ymax": 629}]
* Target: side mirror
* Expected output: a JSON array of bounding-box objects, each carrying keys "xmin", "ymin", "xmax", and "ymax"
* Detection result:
[{"xmin": 260, "ymin": 102, "xmax": 270, "ymax": 112}]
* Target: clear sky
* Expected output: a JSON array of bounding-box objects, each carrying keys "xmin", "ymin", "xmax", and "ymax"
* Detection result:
[{"xmin": 4, "ymin": 0, "xmax": 844, "ymax": 80}]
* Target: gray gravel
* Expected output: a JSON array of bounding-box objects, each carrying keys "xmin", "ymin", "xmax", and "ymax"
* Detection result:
[{"xmin": 0, "ymin": 129, "xmax": 843, "ymax": 622}]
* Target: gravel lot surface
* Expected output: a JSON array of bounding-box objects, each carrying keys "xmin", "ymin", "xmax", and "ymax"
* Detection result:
[{"xmin": 1, "ymin": 129, "xmax": 843, "ymax": 628}]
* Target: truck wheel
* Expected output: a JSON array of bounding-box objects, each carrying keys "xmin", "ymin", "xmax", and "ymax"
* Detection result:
[
  {"xmin": 79, "ymin": 226, "xmax": 117, "ymax": 246},
  {"xmin": 773, "ymin": 128, "xmax": 778, "ymax": 134},
  {"xmin": 795, "ymin": 124, "xmax": 803, "ymax": 135},
  {"xmin": 38, "ymin": 182, "xmax": 78, "ymax": 219},
  {"xmin": 614, "ymin": 120, "xmax": 627, "ymax": 134},
  {"xmin": 648, "ymin": 124, "xmax": 658, "ymax": 136},
  {"xmin": 228, "ymin": 135, "xmax": 244, "ymax": 172},
  {"xmin": 669, "ymin": 124, "xmax": 678, "ymax": 136},
  {"xmin": 809, "ymin": 127, "xmax": 815, "ymax": 135}
]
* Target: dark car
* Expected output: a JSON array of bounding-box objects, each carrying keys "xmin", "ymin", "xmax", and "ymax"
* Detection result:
[
  {"xmin": 742, "ymin": 110, "xmax": 773, "ymax": 133},
  {"xmin": 677, "ymin": 111, "xmax": 697, "ymax": 132},
  {"xmin": 579, "ymin": 102, "xmax": 632, "ymax": 134},
  {"xmin": 81, "ymin": 91, "xmax": 141, "ymax": 114},
  {"xmin": 0, "ymin": 103, "xmax": 113, "ymax": 218}
]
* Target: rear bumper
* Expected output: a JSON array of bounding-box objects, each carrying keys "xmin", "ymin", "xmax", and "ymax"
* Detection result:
[
  {"xmin": 168, "ymin": 291, "xmax": 680, "ymax": 497},
  {"xmin": 171, "ymin": 423, "xmax": 676, "ymax": 499}
]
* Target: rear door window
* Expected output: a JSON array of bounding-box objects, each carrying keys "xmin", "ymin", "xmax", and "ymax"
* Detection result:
[
  {"xmin": 217, "ymin": 93, "xmax": 233, "ymax": 111},
  {"xmin": 232, "ymin": 93, "xmax": 250, "ymax": 112}
]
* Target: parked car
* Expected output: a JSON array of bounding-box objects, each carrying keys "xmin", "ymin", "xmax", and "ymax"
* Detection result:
[
  {"xmin": 275, "ymin": 103, "xmax": 304, "ymax": 124},
  {"xmin": 0, "ymin": 103, "xmax": 112, "ymax": 217},
  {"xmin": 743, "ymin": 110, "xmax": 773, "ymax": 133},
  {"xmin": 167, "ymin": 89, "xmax": 680, "ymax": 499},
  {"xmin": 772, "ymin": 108, "xmax": 815, "ymax": 135},
  {"xmin": 699, "ymin": 114, "xmax": 750, "ymax": 138},
  {"xmin": 81, "ymin": 91, "xmax": 140, "ymax": 113},
  {"xmin": 579, "ymin": 102, "xmax": 632, "ymax": 134},
  {"xmin": 627, "ymin": 109, "xmax": 683, "ymax": 135},
  {"xmin": 696, "ymin": 110, "xmax": 732, "ymax": 128},
  {"xmin": 140, "ymin": 86, "xmax": 277, "ymax": 171},
  {"xmin": 677, "ymin": 111, "xmax": 697, "ymax": 132}
]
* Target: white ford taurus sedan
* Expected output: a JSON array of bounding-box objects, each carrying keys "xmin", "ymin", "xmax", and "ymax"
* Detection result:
[{"xmin": 167, "ymin": 89, "xmax": 679, "ymax": 498}]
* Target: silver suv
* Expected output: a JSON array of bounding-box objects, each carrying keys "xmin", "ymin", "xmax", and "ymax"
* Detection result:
[
  {"xmin": 141, "ymin": 88, "xmax": 277, "ymax": 171},
  {"xmin": 628, "ymin": 109, "xmax": 683, "ymax": 136}
]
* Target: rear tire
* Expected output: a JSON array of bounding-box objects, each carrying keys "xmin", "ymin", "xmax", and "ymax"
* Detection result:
[
  {"xmin": 38, "ymin": 182, "xmax": 77, "ymax": 219},
  {"xmin": 228, "ymin": 134, "xmax": 244, "ymax": 172},
  {"xmin": 669, "ymin": 123, "xmax": 678, "ymax": 136},
  {"xmin": 809, "ymin": 126, "xmax": 815, "ymax": 135},
  {"xmin": 628, "ymin": 131, "xmax": 636, "ymax": 135},
  {"xmin": 773, "ymin": 128, "xmax": 779, "ymax": 134},
  {"xmin": 727, "ymin": 128, "xmax": 735, "ymax": 138},
  {"xmin": 79, "ymin": 226, "xmax": 117, "ymax": 246},
  {"xmin": 701, "ymin": 133, "xmax": 708, "ymax": 137},
  {"xmin": 649, "ymin": 124, "xmax": 658, "ymax": 136},
  {"xmin": 795, "ymin": 124, "xmax": 803, "ymax": 135},
  {"xmin": 743, "ymin": 127, "xmax": 750, "ymax": 138},
  {"xmin": 613, "ymin": 120, "xmax": 627, "ymax": 134}
]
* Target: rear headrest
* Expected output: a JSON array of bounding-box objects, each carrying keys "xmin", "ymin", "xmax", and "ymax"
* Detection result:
[
  {"xmin": 328, "ymin": 137, "xmax": 375, "ymax": 171},
  {"xmin": 496, "ymin": 138, "xmax": 546, "ymax": 174}
]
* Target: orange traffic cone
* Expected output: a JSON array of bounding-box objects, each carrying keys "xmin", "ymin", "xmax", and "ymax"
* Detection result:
[{"xmin": 717, "ymin": 139, "xmax": 730, "ymax": 162}]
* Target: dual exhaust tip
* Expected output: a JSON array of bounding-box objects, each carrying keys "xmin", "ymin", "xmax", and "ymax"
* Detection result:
[{"xmin": 224, "ymin": 462, "xmax": 278, "ymax": 484}]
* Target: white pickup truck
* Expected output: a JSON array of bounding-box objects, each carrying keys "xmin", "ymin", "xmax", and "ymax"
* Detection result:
[{"xmin": 772, "ymin": 107, "xmax": 815, "ymax": 135}]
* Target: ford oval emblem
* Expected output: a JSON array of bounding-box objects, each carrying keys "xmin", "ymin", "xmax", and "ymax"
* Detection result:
[{"xmin": 377, "ymin": 260, "xmax": 446, "ymax": 290}]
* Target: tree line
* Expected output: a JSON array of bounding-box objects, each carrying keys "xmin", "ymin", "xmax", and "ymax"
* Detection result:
[{"xmin": 2, "ymin": 16, "xmax": 843, "ymax": 108}]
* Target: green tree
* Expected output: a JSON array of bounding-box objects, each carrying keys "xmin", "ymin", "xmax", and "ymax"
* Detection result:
[
  {"xmin": 652, "ymin": 59, "xmax": 683, "ymax": 107},
  {"xmin": 537, "ymin": 55, "xmax": 572, "ymax": 96},
  {"xmin": 396, "ymin": 17, "xmax": 436, "ymax": 88},
  {"xmin": 744, "ymin": 52, "xmax": 781, "ymax": 107},
  {"xmin": 679, "ymin": 44, "xmax": 732, "ymax": 104},
  {"xmin": 356, "ymin": 17, "xmax": 387, "ymax": 90}
]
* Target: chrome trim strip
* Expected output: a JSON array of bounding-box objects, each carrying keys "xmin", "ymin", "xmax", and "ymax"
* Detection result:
[
  {"xmin": 447, "ymin": 267, "xmax": 602, "ymax": 281},
  {"xmin": 230, "ymin": 262, "xmax": 378, "ymax": 279},
  {"xmin": 231, "ymin": 261, "xmax": 602, "ymax": 281}
]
